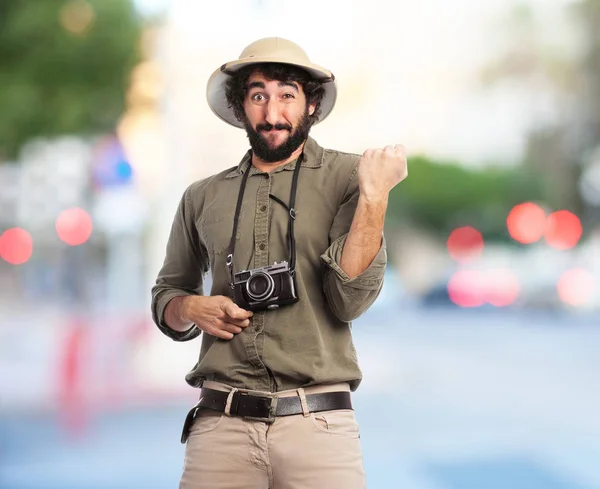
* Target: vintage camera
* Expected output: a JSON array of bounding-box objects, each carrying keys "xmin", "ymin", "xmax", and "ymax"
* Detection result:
[{"xmin": 232, "ymin": 261, "xmax": 299, "ymax": 311}]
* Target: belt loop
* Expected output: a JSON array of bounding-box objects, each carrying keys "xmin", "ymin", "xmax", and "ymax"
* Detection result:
[
  {"xmin": 296, "ymin": 388, "xmax": 310, "ymax": 417},
  {"xmin": 224, "ymin": 388, "xmax": 238, "ymax": 416}
]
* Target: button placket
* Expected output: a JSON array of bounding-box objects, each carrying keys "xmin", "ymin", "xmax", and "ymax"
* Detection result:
[
  {"xmin": 253, "ymin": 175, "xmax": 271, "ymax": 269},
  {"xmin": 243, "ymin": 173, "xmax": 270, "ymax": 387},
  {"xmin": 244, "ymin": 173, "xmax": 272, "ymax": 391}
]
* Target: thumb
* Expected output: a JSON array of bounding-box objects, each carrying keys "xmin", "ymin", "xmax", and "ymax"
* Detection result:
[{"xmin": 221, "ymin": 298, "xmax": 253, "ymax": 319}]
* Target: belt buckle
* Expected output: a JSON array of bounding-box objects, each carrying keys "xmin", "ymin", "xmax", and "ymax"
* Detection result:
[{"xmin": 238, "ymin": 391, "xmax": 279, "ymax": 423}]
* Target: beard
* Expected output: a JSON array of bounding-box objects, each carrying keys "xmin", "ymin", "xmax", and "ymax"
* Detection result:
[{"xmin": 244, "ymin": 110, "xmax": 311, "ymax": 163}]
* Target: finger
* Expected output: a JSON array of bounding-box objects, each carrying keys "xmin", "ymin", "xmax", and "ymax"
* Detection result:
[
  {"xmin": 225, "ymin": 316, "xmax": 251, "ymax": 328},
  {"xmin": 394, "ymin": 144, "xmax": 405, "ymax": 155},
  {"xmin": 221, "ymin": 322, "xmax": 243, "ymax": 335},
  {"xmin": 222, "ymin": 300, "xmax": 253, "ymax": 320}
]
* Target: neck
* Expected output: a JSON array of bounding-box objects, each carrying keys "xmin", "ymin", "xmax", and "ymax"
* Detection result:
[{"xmin": 251, "ymin": 143, "xmax": 306, "ymax": 173}]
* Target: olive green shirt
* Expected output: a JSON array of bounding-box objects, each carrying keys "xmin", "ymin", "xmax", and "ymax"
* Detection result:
[{"xmin": 151, "ymin": 137, "xmax": 387, "ymax": 392}]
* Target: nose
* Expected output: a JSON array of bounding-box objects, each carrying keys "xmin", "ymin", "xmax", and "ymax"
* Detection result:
[{"xmin": 265, "ymin": 98, "xmax": 283, "ymax": 126}]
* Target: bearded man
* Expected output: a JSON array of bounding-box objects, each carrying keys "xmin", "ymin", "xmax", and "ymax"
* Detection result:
[{"xmin": 151, "ymin": 37, "xmax": 408, "ymax": 489}]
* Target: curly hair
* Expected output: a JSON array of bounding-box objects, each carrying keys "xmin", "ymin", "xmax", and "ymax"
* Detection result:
[{"xmin": 224, "ymin": 63, "xmax": 326, "ymax": 127}]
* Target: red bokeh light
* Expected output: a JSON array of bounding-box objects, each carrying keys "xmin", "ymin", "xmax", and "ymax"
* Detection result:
[
  {"xmin": 545, "ymin": 210, "xmax": 582, "ymax": 250},
  {"xmin": 447, "ymin": 270, "xmax": 485, "ymax": 308},
  {"xmin": 447, "ymin": 226, "xmax": 484, "ymax": 263},
  {"xmin": 557, "ymin": 268, "xmax": 594, "ymax": 306},
  {"xmin": 485, "ymin": 268, "xmax": 520, "ymax": 307},
  {"xmin": 448, "ymin": 268, "xmax": 520, "ymax": 308},
  {"xmin": 56, "ymin": 208, "xmax": 93, "ymax": 246},
  {"xmin": 0, "ymin": 228, "xmax": 33, "ymax": 265},
  {"xmin": 506, "ymin": 202, "xmax": 547, "ymax": 244}
]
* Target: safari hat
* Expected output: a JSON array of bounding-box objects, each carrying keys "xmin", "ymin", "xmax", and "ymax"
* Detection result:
[{"xmin": 206, "ymin": 37, "xmax": 337, "ymax": 128}]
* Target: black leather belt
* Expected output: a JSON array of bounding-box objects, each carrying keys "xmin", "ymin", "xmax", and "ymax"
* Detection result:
[
  {"xmin": 181, "ymin": 387, "xmax": 352, "ymax": 443},
  {"xmin": 200, "ymin": 387, "xmax": 352, "ymax": 420}
]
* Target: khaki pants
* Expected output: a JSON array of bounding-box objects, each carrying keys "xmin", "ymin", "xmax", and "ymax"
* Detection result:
[{"xmin": 179, "ymin": 381, "xmax": 367, "ymax": 489}]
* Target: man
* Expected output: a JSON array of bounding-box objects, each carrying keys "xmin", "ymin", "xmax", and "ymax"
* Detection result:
[{"xmin": 151, "ymin": 37, "xmax": 407, "ymax": 489}]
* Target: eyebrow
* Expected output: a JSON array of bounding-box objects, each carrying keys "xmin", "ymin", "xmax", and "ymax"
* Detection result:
[{"xmin": 247, "ymin": 80, "xmax": 299, "ymax": 92}]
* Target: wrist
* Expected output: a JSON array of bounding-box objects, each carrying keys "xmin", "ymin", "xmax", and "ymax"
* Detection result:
[
  {"xmin": 358, "ymin": 193, "xmax": 389, "ymax": 207},
  {"xmin": 178, "ymin": 295, "xmax": 193, "ymax": 323}
]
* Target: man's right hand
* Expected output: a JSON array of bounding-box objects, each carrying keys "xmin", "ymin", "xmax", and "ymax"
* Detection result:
[{"xmin": 181, "ymin": 295, "xmax": 253, "ymax": 340}]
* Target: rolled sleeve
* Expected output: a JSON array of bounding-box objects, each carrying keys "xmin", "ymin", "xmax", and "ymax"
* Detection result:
[
  {"xmin": 321, "ymin": 233, "xmax": 387, "ymax": 322},
  {"xmin": 151, "ymin": 289, "xmax": 201, "ymax": 342},
  {"xmin": 151, "ymin": 185, "xmax": 208, "ymax": 342}
]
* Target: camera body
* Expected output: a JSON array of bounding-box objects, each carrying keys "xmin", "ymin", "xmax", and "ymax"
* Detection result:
[{"xmin": 232, "ymin": 261, "xmax": 298, "ymax": 311}]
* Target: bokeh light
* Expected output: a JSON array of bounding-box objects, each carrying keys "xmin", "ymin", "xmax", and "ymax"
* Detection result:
[
  {"xmin": 59, "ymin": 0, "xmax": 95, "ymax": 35},
  {"xmin": 447, "ymin": 270, "xmax": 485, "ymax": 308},
  {"xmin": 506, "ymin": 202, "xmax": 547, "ymax": 244},
  {"xmin": 56, "ymin": 208, "xmax": 93, "ymax": 246},
  {"xmin": 0, "ymin": 228, "xmax": 33, "ymax": 265},
  {"xmin": 545, "ymin": 210, "xmax": 582, "ymax": 250},
  {"xmin": 448, "ymin": 268, "xmax": 520, "ymax": 308},
  {"xmin": 446, "ymin": 226, "xmax": 484, "ymax": 263},
  {"xmin": 485, "ymin": 268, "xmax": 520, "ymax": 307},
  {"xmin": 92, "ymin": 135, "xmax": 134, "ymax": 189},
  {"xmin": 557, "ymin": 268, "xmax": 595, "ymax": 306}
]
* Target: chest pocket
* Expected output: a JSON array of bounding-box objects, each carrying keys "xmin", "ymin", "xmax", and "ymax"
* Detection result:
[{"xmin": 199, "ymin": 204, "xmax": 243, "ymax": 258}]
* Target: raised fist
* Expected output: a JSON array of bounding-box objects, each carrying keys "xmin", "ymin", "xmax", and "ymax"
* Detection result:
[{"xmin": 358, "ymin": 144, "xmax": 407, "ymax": 200}]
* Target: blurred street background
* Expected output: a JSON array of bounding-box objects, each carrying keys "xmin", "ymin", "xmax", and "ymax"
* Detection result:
[{"xmin": 1, "ymin": 0, "xmax": 600, "ymax": 488}]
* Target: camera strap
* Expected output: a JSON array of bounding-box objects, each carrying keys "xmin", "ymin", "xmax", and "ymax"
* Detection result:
[{"xmin": 226, "ymin": 152, "xmax": 303, "ymax": 289}]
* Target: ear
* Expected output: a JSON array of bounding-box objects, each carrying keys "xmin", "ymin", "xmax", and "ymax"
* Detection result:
[{"xmin": 308, "ymin": 103, "xmax": 316, "ymax": 116}]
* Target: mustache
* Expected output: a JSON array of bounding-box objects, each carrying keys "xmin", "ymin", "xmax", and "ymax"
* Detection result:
[{"xmin": 256, "ymin": 122, "xmax": 292, "ymax": 132}]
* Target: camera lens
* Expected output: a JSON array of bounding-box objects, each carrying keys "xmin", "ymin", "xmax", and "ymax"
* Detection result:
[{"xmin": 246, "ymin": 272, "xmax": 275, "ymax": 301}]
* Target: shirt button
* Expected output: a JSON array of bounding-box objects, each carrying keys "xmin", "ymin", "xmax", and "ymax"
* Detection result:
[
  {"xmin": 259, "ymin": 243, "xmax": 265, "ymax": 250},
  {"xmin": 260, "ymin": 205, "xmax": 267, "ymax": 212}
]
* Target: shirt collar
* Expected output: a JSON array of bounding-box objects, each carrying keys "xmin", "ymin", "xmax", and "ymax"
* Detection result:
[{"xmin": 225, "ymin": 136, "xmax": 324, "ymax": 179}]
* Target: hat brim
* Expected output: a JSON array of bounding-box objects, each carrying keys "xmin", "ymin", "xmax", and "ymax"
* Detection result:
[{"xmin": 206, "ymin": 57, "xmax": 337, "ymax": 129}]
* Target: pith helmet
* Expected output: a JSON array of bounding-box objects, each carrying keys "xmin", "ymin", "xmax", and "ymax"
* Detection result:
[{"xmin": 206, "ymin": 37, "xmax": 337, "ymax": 128}]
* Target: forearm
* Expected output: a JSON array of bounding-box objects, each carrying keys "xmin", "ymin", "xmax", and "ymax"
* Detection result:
[
  {"xmin": 164, "ymin": 296, "xmax": 194, "ymax": 332},
  {"xmin": 340, "ymin": 195, "xmax": 387, "ymax": 279}
]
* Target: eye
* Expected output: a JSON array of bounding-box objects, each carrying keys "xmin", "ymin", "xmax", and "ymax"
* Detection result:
[
  {"xmin": 251, "ymin": 93, "xmax": 266, "ymax": 102},
  {"xmin": 282, "ymin": 93, "xmax": 295, "ymax": 99}
]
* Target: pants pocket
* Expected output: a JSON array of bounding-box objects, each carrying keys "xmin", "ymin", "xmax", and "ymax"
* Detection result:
[
  {"xmin": 181, "ymin": 406, "xmax": 224, "ymax": 444},
  {"xmin": 310, "ymin": 409, "xmax": 360, "ymax": 438}
]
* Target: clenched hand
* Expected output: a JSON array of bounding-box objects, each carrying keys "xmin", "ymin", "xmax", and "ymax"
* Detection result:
[
  {"xmin": 358, "ymin": 144, "xmax": 408, "ymax": 201},
  {"xmin": 182, "ymin": 295, "xmax": 253, "ymax": 340}
]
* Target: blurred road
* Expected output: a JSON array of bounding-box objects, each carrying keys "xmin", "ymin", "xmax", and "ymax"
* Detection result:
[{"xmin": 1, "ymin": 305, "xmax": 599, "ymax": 489}]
